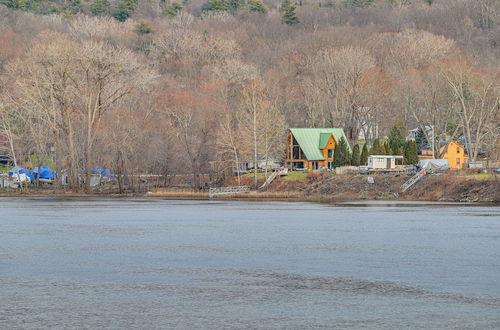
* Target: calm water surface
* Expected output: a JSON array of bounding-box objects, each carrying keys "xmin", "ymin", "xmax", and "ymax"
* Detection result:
[{"xmin": 1, "ymin": 198, "xmax": 499, "ymax": 329}]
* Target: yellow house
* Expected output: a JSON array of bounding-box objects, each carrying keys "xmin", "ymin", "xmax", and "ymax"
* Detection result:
[
  {"xmin": 418, "ymin": 146, "xmax": 434, "ymax": 160},
  {"xmin": 439, "ymin": 141, "xmax": 469, "ymax": 170}
]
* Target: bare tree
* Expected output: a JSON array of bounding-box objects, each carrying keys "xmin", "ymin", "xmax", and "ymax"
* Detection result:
[
  {"xmin": 442, "ymin": 58, "xmax": 499, "ymax": 161},
  {"xmin": 312, "ymin": 46, "xmax": 376, "ymax": 143}
]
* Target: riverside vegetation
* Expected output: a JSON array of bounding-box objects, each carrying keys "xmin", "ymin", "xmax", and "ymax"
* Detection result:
[{"xmin": 0, "ymin": 0, "xmax": 498, "ymax": 193}]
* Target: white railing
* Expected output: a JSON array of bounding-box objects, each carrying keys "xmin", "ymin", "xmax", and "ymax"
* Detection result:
[{"xmin": 208, "ymin": 186, "xmax": 251, "ymax": 198}]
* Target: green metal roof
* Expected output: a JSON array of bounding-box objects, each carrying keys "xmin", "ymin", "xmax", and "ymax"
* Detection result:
[
  {"xmin": 290, "ymin": 128, "xmax": 350, "ymax": 161},
  {"xmin": 319, "ymin": 133, "xmax": 332, "ymax": 149}
]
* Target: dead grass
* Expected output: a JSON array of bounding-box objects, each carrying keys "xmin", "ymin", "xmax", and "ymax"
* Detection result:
[
  {"xmin": 146, "ymin": 190, "xmax": 208, "ymax": 198},
  {"xmin": 146, "ymin": 189, "xmax": 303, "ymax": 200},
  {"xmin": 226, "ymin": 191, "xmax": 303, "ymax": 199}
]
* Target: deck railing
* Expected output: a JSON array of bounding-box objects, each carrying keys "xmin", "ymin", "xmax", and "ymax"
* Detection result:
[{"xmin": 208, "ymin": 186, "xmax": 251, "ymax": 198}]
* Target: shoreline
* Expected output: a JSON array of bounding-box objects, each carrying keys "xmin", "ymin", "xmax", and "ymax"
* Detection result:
[
  {"xmin": 0, "ymin": 190, "xmax": 498, "ymax": 205},
  {"xmin": 1, "ymin": 173, "xmax": 498, "ymax": 204}
]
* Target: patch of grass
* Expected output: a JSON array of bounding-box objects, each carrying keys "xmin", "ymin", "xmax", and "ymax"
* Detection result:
[
  {"xmin": 240, "ymin": 171, "xmax": 307, "ymax": 181},
  {"xmin": 464, "ymin": 173, "xmax": 496, "ymax": 180},
  {"xmin": 281, "ymin": 171, "xmax": 308, "ymax": 181},
  {"xmin": 241, "ymin": 172, "xmax": 268, "ymax": 178}
]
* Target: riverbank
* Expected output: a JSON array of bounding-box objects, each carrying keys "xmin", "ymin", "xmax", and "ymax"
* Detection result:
[
  {"xmin": 147, "ymin": 172, "xmax": 498, "ymax": 203},
  {"xmin": 1, "ymin": 173, "xmax": 498, "ymax": 203}
]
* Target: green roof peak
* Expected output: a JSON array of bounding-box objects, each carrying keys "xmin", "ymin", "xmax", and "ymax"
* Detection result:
[{"xmin": 289, "ymin": 128, "xmax": 350, "ymax": 161}]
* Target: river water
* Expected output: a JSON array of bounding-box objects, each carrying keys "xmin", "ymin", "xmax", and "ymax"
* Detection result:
[{"xmin": 1, "ymin": 198, "xmax": 499, "ymax": 329}]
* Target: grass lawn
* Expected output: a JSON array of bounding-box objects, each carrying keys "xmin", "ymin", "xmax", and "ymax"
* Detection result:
[
  {"xmin": 241, "ymin": 171, "xmax": 308, "ymax": 181},
  {"xmin": 281, "ymin": 171, "xmax": 308, "ymax": 181}
]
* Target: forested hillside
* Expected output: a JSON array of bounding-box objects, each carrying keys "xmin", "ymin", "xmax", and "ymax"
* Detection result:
[{"xmin": 0, "ymin": 0, "xmax": 498, "ymax": 191}]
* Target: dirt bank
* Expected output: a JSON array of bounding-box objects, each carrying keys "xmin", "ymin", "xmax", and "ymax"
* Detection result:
[
  {"xmin": 264, "ymin": 173, "xmax": 499, "ymax": 202},
  {"xmin": 1, "ymin": 173, "xmax": 498, "ymax": 203}
]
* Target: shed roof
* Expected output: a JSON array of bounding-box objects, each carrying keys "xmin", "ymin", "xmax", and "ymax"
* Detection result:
[
  {"xmin": 368, "ymin": 155, "xmax": 404, "ymax": 159},
  {"xmin": 290, "ymin": 128, "xmax": 349, "ymax": 161}
]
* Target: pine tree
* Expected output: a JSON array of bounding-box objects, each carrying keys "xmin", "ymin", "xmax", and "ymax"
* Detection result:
[
  {"xmin": 345, "ymin": 0, "xmax": 374, "ymax": 7},
  {"xmin": 360, "ymin": 143, "xmax": 369, "ymax": 165},
  {"xmin": 414, "ymin": 127, "xmax": 428, "ymax": 150},
  {"xmin": 334, "ymin": 137, "xmax": 351, "ymax": 168},
  {"xmin": 202, "ymin": 0, "xmax": 230, "ymax": 12},
  {"xmin": 404, "ymin": 141, "xmax": 419, "ymax": 164},
  {"xmin": 91, "ymin": 0, "xmax": 109, "ymax": 15},
  {"xmin": 383, "ymin": 141, "xmax": 391, "ymax": 155},
  {"xmin": 388, "ymin": 124, "xmax": 406, "ymax": 155},
  {"xmin": 162, "ymin": 2, "xmax": 183, "ymax": 17},
  {"xmin": 281, "ymin": 0, "xmax": 299, "ymax": 25},
  {"xmin": 369, "ymin": 138, "xmax": 383, "ymax": 155},
  {"xmin": 113, "ymin": 0, "xmax": 137, "ymax": 21},
  {"xmin": 228, "ymin": 0, "xmax": 244, "ymax": 10},
  {"xmin": 351, "ymin": 144, "xmax": 360, "ymax": 166},
  {"xmin": 248, "ymin": 0, "xmax": 267, "ymax": 13}
]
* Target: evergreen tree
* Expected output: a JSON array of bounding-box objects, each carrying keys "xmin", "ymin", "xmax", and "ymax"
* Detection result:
[
  {"xmin": 162, "ymin": 1, "xmax": 182, "ymax": 17},
  {"xmin": 404, "ymin": 140, "xmax": 419, "ymax": 164},
  {"xmin": 113, "ymin": 0, "xmax": 137, "ymax": 21},
  {"xmin": 202, "ymin": 0, "xmax": 230, "ymax": 12},
  {"xmin": 334, "ymin": 137, "xmax": 351, "ymax": 168},
  {"xmin": 369, "ymin": 138, "xmax": 383, "ymax": 155},
  {"xmin": 91, "ymin": 0, "xmax": 109, "ymax": 15},
  {"xmin": 351, "ymin": 144, "xmax": 360, "ymax": 166},
  {"xmin": 344, "ymin": 0, "xmax": 374, "ymax": 7},
  {"xmin": 281, "ymin": 0, "xmax": 299, "ymax": 25},
  {"xmin": 248, "ymin": 0, "xmax": 267, "ymax": 13},
  {"xmin": 360, "ymin": 143, "xmax": 369, "ymax": 165},
  {"xmin": 228, "ymin": 0, "xmax": 244, "ymax": 10},
  {"xmin": 388, "ymin": 124, "xmax": 406, "ymax": 155},
  {"xmin": 383, "ymin": 141, "xmax": 391, "ymax": 155},
  {"xmin": 2, "ymin": 0, "xmax": 30, "ymax": 10},
  {"xmin": 414, "ymin": 127, "xmax": 428, "ymax": 150}
]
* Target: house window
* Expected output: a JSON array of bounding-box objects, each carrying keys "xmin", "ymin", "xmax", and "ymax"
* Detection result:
[
  {"xmin": 328, "ymin": 161, "xmax": 334, "ymax": 169},
  {"xmin": 457, "ymin": 147, "xmax": 460, "ymax": 154},
  {"xmin": 327, "ymin": 149, "xmax": 333, "ymax": 158},
  {"xmin": 312, "ymin": 161, "xmax": 318, "ymax": 170},
  {"xmin": 293, "ymin": 146, "xmax": 301, "ymax": 159},
  {"xmin": 456, "ymin": 159, "xmax": 460, "ymax": 165}
]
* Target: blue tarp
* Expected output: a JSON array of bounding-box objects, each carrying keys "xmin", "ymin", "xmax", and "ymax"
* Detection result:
[
  {"xmin": 8, "ymin": 166, "xmax": 34, "ymax": 182},
  {"xmin": 34, "ymin": 166, "xmax": 57, "ymax": 180},
  {"xmin": 92, "ymin": 168, "xmax": 112, "ymax": 177}
]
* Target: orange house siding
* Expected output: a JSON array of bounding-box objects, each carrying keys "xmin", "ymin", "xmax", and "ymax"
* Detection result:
[
  {"xmin": 439, "ymin": 141, "xmax": 469, "ymax": 170},
  {"xmin": 320, "ymin": 135, "xmax": 336, "ymax": 168}
]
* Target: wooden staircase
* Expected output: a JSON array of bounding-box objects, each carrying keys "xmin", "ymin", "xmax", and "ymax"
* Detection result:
[
  {"xmin": 401, "ymin": 172, "xmax": 425, "ymax": 192},
  {"xmin": 258, "ymin": 171, "xmax": 279, "ymax": 191}
]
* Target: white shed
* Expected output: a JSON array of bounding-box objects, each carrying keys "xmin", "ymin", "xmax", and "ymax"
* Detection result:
[{"xmin": 368, "ymin": 155, "xmax": 404, "ymax": 169}]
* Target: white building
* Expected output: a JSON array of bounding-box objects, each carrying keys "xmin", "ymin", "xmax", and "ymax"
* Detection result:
[
  {"xmin": 368, "ymin": 155, "xmax": 404, "ymax": 169},
  {"xmin": 407, "ymin": 125, "xmax": 434, "ymax": 142}
]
